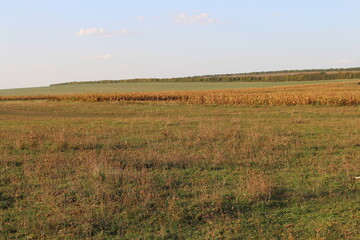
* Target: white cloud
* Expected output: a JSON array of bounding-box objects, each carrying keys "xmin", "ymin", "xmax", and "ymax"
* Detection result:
[
  {"xmin": 174, "ymin": 13, "xmax": 219, "ymax": 25},
  {"xmin": 77, "ymin": 28, "xmax": 106, "ymax": 36},
  {"xmin": 77, "ymin": 28, "xmax": 129, "ymax": 38},
  {"xmin": 81, "ymin": 54, "xmax": 113, "ymax": 61}
]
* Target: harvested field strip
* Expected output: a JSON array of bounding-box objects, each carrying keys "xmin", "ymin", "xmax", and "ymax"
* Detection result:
[{"xmin": 1, "ymin": 81, "xmax": 359, "ymax": 106}]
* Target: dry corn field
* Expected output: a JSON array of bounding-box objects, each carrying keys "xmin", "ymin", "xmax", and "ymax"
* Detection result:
[{"xmin": 1, "ymin": 81, "xmax": 359, "ymax": 106}]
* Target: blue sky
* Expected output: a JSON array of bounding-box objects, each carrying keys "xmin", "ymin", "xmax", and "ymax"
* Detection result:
[{"xmin": 1, "ymin": 0, "xmax": 359, "ymax": 89}]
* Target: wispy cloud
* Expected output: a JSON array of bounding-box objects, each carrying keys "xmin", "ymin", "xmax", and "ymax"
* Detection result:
[
  {"xmin": 135, "ymin": 16, "xmax": 146, "ymax": 21},
  {"xmin": 174, "ymin": 13, "xmax": 219, "ymax": 25},
  {"xmin": 81, "ymin": 54, "xmax": 113, "ymax": 61},
  {"xmin": 77, "ymin": 28, "xmax": 106, "ymax": 36},
  {"xmin": 77, "ymin": 28, "xmax": 129, "ymax": 38}
]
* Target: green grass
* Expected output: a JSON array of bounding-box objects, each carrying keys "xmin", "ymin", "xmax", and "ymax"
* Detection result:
[
  {"xmin": 0, "ymin": 79, "xmax": 356, "ymax": 96},
  {"xmin": 0, "ymin": 101, "xmax": 359, "ymax": 239}
]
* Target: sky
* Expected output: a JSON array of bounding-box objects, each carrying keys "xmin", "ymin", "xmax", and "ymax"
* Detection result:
[{"xmin": 1, "ymin": 0, "xmax": 360, "ymax": 90}]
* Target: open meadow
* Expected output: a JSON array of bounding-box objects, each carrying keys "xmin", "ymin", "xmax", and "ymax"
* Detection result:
[
  {"xmin": 0, "ymin": 80, "xmax": 359, "ymax": 239},
  {"xmin": 0, "ymin": 79, "xmax": 354, "ymax": 97}
]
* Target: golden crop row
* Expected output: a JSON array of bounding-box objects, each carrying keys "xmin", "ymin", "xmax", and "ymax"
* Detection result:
[{"xmin": 1, "ymin": 82, "xmax": 359, "ymax": 106}]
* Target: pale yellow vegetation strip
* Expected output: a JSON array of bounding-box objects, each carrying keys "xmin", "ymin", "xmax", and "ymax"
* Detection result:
[{"xmin": 1, "ymin": 81, "xmax": 359, "ymax": 106}]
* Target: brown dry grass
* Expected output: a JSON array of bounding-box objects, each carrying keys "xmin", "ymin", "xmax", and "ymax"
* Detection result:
[{"xmin": 1, "ymin": 100, "xmax": 359, "ymax": 239}]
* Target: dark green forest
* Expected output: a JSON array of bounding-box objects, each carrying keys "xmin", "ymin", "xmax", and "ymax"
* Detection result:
[{"xmin": 51, "ymin": 67, "xmax": 360, "ymax": 86}]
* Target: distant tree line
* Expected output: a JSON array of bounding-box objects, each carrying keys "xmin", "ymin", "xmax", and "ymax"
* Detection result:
[
  {"xmin": 215, "ymin": 67, "xmax": 360, "ymax": 77},
  {"xmin": 51, "ymin": 67, "xmax": 360, "ymax": 86}
]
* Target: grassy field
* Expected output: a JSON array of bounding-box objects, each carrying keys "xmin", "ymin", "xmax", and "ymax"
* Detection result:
[
  {"xmin": 1, "ymin": 100, "xmax": 359, "ymax": 239},
  {"xmin": 0, "ymin": 79, "xmax": 356, "ymax": 96},
  {"xmin": 2, "ymin": 81, "xmax": 359, "ymax": 107}
]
